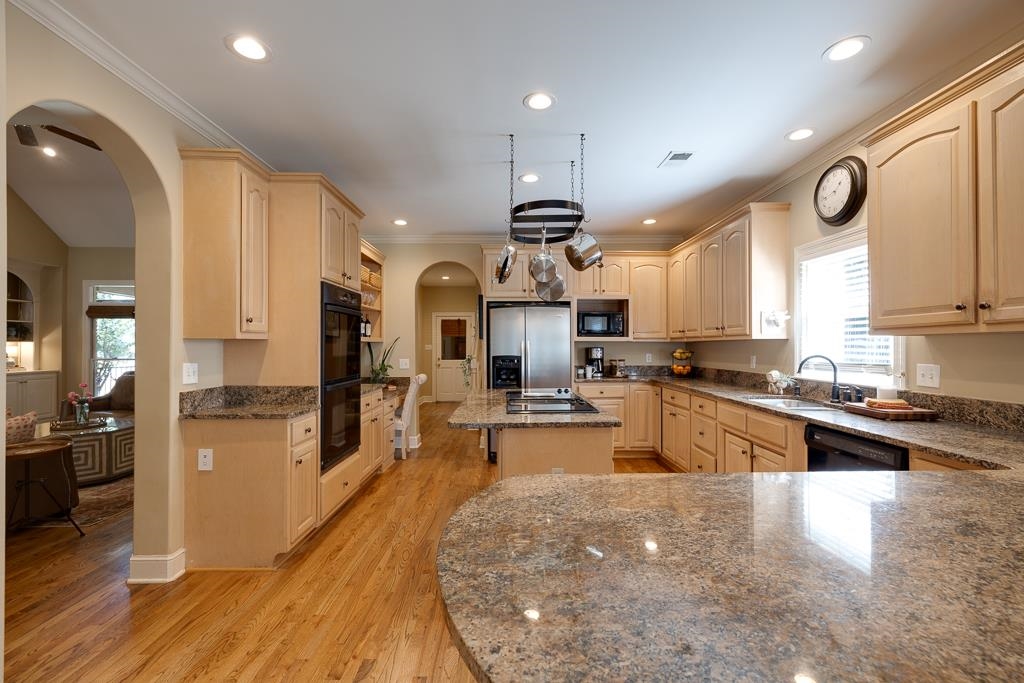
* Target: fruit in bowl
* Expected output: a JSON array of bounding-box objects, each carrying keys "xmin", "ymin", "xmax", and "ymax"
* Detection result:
[
  {"xmin": 672, "ymin": 363, "xmax": 692, "ymax": 377},
  {"xmin": 672, "ymin": 348, "xmax": 693, "ymax": 361}
]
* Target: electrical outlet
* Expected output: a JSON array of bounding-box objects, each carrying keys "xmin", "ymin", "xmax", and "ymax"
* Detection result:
[
  {"xmin": 551, "ymin": 467, "xmax": 565, "ymax": 474},
  {"xmin": 198, "ymin": 448, "xmax": 213, "ymax": 471},
  {"xmin": 399, "ymin": 358, "xmax": 410, "ymax": 369},
  {"xmin": 645, "ymin": 352, "xmax": 653, "ymax": 363},
  {"xmin": 750, "ymin": 355, "xmax": 757, "ymax": 369},
  {"xmin": 182, "ymin": 362, "xmax": 199, "ymax": 385},
  {"xmin": 916, "ymin": 363, "xmax": 941, "ymax": 388}
]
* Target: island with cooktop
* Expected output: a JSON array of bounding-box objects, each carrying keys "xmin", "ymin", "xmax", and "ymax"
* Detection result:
[{"xmin": 448, "ymin": 389, "xmax": 621, "ymax": 479}]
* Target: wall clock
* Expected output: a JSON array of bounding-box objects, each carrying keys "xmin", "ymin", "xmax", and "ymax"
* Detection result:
[{"xmin": 813, "ymin": 155, "xmax": 867, "ymax": 226}]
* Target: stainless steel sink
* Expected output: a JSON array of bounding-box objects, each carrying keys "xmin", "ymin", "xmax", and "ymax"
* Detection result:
[{"xmin": 744, "ymin": 397, "xmax": 836, "ymax": 411}]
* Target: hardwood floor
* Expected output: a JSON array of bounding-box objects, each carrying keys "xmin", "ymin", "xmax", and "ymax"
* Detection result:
[
  {"xmin": 614, "ymin": 457, "xmax": 672, "ymax": 473},
  {"xmin": 5, "ymin": 404, "xmax": 670, "ymax": 681}
]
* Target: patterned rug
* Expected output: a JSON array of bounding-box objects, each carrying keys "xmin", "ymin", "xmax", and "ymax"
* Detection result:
[{"xmin": 26, "ymin": 475, "xmax": 134, "ymax": 528}]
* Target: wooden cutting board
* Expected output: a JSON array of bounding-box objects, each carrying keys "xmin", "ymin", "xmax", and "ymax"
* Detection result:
[{"xmin": 843, "ymin": 402, "xmax": 938, "ymax": 421}]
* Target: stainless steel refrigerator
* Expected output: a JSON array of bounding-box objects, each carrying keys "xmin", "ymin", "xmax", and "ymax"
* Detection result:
[{"xmin": 487, "ymin": 302, "xmax": 572, "ymax": 392}]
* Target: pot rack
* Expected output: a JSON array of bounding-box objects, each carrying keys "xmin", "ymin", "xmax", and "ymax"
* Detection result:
[{"xmin": 506, "ymin": 133, "xmax": 587, "ymax": 245}]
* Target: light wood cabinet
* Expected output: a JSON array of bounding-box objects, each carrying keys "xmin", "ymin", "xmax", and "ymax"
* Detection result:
[
  {"xmin": 321, "ymin": 191, "xmax": 347, "ymax": 286},
  {"xmin": 909, "ymin": 449, "xmax": 986, "ymax": 471},
  {"xmin": 661, "ymin": 402, "xmax": 676, "ymax": 464},
  {"xmin": 660, "ymin": 393, "xmax": 691, "ymax": 472},
  {"xmin": 319, "ymin": 451, "xmax": 363, "ymax": 521},
  {"xmin": 692, "ymin": 448, "xmax": 717, "ymax": 473},
  {"xmin": 681, "ymin": 245, "xmax": 702, "ymax": 338},
  {"xmin": 753, "ymin": 445, "xmax": 787, "ymax": 473},
  {"xmin": 627, "ymin": 383, "xmax": 659, "ymax": 449},
  {"xmin": 629, "ymin": 257, "xmax": 668, "ymax": 339},
  {"xmin": 667, "ymin": 251, "xmax": 685, "ymax": 339},
  {"xmin": 182, "ymin": 148, "xmax": 271, "ymax": 339},
  {"xmin": 183, "ymin": 412, "xmax": 319, "ymax": 568},
  {"xmin": 863, "ymin": 50, "xmax": 1024, "ymax": 334},
  {"xmin": 721, "ymin": 218, "xmax": 750, "ymax": 337},
  {"xmin": 6, "ymin": 370, "xmax": 58, "ymax": 421},
  {"xmin": 578, "ymin": 383, "xmax": 627, "ymax": 449},
  {"xmin": 360, "ymin": 389, "xmax": 383, "ymax": 480},
  {"xmin": 361, "ymin": 241, "xmax": 386, "ymax": 343},
  {"xmin": 381, "ymin": 395, "xmax": 397, "ymax": 471},
  {"xmin": 344, "ymin": 211, "xmax": 362, "ymax": 290},
  {"xmin": 691, "ymin": 413, "xmax": 717, "ymax": 455},
  {"xmin": 483, "ymin": 247, "xmax": 530, "ymax": 298},
  {"xmin": 699, "ymin": 234, "xmax": 723, "ymax": 337},
  {"xmin": 723, "ymin": 432, "xmax": 752, "ymax": 473},
  {"xmin": 573, "ymin": 256, "xmax": 630, "ymax": 297}
]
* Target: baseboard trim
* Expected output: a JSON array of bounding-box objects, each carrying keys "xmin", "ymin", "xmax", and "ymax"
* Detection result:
[
  {"xmin": 409, "ymin": 433, "xmax": 422, "ymax": 449},
  {"xmin": 419, "ymin": 396, "xmax": 435, "ymax": 404},
  {"xmin": 127, "ymin": 548, "xmax": 186, "ymax": 584}
]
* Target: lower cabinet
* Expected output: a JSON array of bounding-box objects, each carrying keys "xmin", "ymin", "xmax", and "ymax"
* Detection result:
[
  {"xmin": 381, "ymin": 395, "xmax": 397, "ymax": 471},
  {"xmin": 183, "ymin": 411, "xmax": 319, "ymax": 568},
  {"xmin": 319, "ymin": 452, "xmax": 363, "ymax": 522},
  {"xmin": 909, "ymin": 449, "xmax": 985, "ymax": 471},
  {"xmin": 6, "ymin": 370, "xmax": 58, "ymax": 421},
  {"xmin": 661, "ymin": 390, "xmax": 691, "ymax": 472},
  {"xmin": 577, "ymin": 383, "xmax": 627, "ymax": 450},
  {"xmin": 627, "ymin": 383, "xmax": 660, "ymax": 449},
  {"xmin": 692, "ymin": 448, "xmax": 717, "ymax": 473}
]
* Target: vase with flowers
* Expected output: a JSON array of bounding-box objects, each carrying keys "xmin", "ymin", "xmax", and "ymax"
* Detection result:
[{"xmin": 68, "ymin": 383, "xmax": 93, "ymax": 425}]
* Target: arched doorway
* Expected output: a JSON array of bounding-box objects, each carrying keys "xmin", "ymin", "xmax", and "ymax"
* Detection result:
[
  {"xmin": 414, "ymin": 262, "xmax": 482, "ymax": 404},
  {"xmin": 4, "ymin": 99, "xmax": 177, "ymax": 583}
]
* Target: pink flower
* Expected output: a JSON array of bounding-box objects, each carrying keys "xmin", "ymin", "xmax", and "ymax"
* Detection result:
[
  {"xmin": 67, "ymin": 391, "xmax": 77, "ymax": 401},
  {"xmin": 79, "ymin": 383, "xmax": 88, "ymax": 389}
]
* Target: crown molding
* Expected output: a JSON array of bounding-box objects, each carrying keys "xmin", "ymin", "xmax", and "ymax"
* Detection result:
[
  {"xmin": 362, "ymin": 232, "xmax": 685, "ymax": 250},
  {"xmin": 10, "ymin": 0, "xmax": 275, "ymax": 170}
]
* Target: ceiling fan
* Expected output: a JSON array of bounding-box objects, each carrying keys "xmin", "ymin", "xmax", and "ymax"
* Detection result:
[{"xmin": 12, "ymin": 123, "xmax": 102, "ymax": 151}]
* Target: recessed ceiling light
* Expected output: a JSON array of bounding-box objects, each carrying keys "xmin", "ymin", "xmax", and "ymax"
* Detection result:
[
  {"xmin": 441, "ymin": 275, "xmax": 451, "ymax": 280},
  {"xmin": 523, "ymin": 92, "xmax": 555, "ymax": 111},
  {"xmin": 41, "ymin": 146, "xmax": 57, "ymax": 158},
  {"xmin": 392, "ymin": 219, "xmax": 408, "ymax": 226},
  {"xmin": 823, "ymin": 35, "xmax": 870, "ymax": 62},
  {"xmin": 642, "ymin": 218, "xmax": 657, "ymax": 225},
  {"xmin": 225, "ymin": 34, "xmax": 272, "ymax": 62},
  {"xmin": 518, "ymin": 172, "xmax": 540, "ymax": 183},
  {"xmin": 786, "ymin": 128, "xmax": 815, "ymax": 141}
]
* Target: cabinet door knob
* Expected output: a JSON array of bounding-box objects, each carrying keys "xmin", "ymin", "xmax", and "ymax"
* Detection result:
[
  {"xmin": 343, "ymin": 480, "xmax": 349, "ymax": 487},
  {"xmin": 341, "ymin": 272, "xmax": 348, "ymax": 278},
  {"xmin": 246, "ymin": 316, "xmax": 254, "ymax": 323},
  {"xmin": 304, "ymin": 427, "xmax": 312, "ymax": 434},
  {"xmin": 742, "ymin": 450, "xmax": 748, "ymax": 456},
  {"xmin": 698, "ymin": 431, "xmax": 704, "ymax": 437},
  {"xmin": 979, "ymin": 302, "xmax": 992, "ymax": 310},
  {"xmin": 954, "ymin": 303, "xmax": 967, "ymax": 311},
  {"xmin": 697, "ymin": 464, "xmax": 703, "ymax": 470},
  {"xmin": 296, "ymin": 457, "xmax": 303, "ymax": 465}
]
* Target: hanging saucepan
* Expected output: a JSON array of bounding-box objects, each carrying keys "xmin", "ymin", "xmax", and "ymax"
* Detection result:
[
  {"xmin": 535, "ymin": 272, "xmax": 566, "ymax": 302},
  {"xmin": 530, "ymin": 227, "xmax": 558, "ymax": 284},
  {"xmin": 565, "ymin": 227, "xmax": 603, "ymax": 272},
  {"xmin": 494, "ymin": 235, "xmax": 518, "ymax": 284}
]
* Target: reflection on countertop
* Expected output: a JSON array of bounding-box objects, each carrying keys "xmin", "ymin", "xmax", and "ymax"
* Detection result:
[
  {"xmin": 438, "ymin": 471, "xmax": 1024, "ymax": 682},
  {"xmin": 448, "ymin": 389, "xmax": 622, "ymax": 429}
]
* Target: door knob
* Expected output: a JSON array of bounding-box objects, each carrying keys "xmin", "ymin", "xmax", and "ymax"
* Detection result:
[
  {"xmin": 979, "ymin": 302, "xmax": 992, "ymax": 310},
  {"xmin": 954, "ymin": 303, "xmax": 967, "ymax": 311}
]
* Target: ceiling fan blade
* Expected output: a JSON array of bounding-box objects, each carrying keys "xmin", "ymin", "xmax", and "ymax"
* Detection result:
[
  {"xmin": 40, "ymin": 124, "xmax": 102, "ymax": 151},
  {"xmin": 13, "ymin": 124, "xmax": 39, "ymax": 147}
]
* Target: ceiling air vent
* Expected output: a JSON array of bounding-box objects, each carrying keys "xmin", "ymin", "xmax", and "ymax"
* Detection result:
[{"xmin": 658, "ymin": 151, "xmax": 693, "ymax": 168}]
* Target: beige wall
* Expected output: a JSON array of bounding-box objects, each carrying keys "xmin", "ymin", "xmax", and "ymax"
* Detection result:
[
  {"xmin": 416, "ymin": 285, "xmax": 479, "ymax": 400},
  {"xmin": 2, "ymin": 0, "xmax": 8, "ymax": 643},
  {"xmin": 63, "ymin": 247, "xmax": 134, "ymax": 394},
  {"xmin": 7, "ymin": 186, "xmax": 67, "ymax": 265},
  {"xmin": 7, "ymin": 5, "xmax": 211, "ymax": 579},
  {"xmin": 689, "ymin": 145, "xmax": 1024, "ymax": 403},
  {"xmin": 573, "ymin": 341, "xmax": 686, "ymax": 373}
]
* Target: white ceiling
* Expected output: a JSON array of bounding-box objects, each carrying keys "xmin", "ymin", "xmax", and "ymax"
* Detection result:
[
  {"xmin": 22, "ymin": 0, "xmax": 1024, "ymax": 242},
  {"xmin": 7, "ymin": 104, "xmax": 134, "ymax": 247}
]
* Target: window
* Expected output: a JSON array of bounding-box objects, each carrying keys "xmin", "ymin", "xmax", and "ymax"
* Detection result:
[
  {"xmin": 795, "ymin": 227, "xmax": 904, "ymax": 388},
  {"xmin": 85, "ymin": 282, "xmax": 135, "ymax": 395}
]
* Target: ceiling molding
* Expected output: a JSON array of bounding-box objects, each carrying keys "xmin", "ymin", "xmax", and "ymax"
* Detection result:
[
  {"xmin": 9, "ymin": 0, "xmax": 275, "ymax": 170},
  {"xmin": 362, "ymin": 232, "xmax": 685, "ymax": 250}
]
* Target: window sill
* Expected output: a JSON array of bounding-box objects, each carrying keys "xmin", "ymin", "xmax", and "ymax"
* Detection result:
[{"xmin": 793, "ymin": 372, "xmax": 903, "ymax": 390}]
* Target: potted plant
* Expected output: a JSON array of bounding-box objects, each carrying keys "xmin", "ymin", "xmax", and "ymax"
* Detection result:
[{"xmin": 368, "ymin": 337, "xmax": 399, "ymax": 384}]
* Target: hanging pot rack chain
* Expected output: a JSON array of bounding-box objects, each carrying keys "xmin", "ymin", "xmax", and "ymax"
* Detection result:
[
  {"xmin": 507, "ymin": 132, "xmax": 587, "ymax": 245},
  {"xmin": 507, "ymin": 133, "xmax": 515, "ymax": 231}
]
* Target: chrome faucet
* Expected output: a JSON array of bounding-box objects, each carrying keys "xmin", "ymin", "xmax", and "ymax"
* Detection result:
[{"xmin": 797, "ymin": 355, "xmax": 841, "ymax": 403}]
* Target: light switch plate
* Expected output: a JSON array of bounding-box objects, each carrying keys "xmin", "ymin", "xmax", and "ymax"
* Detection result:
[
  {"xmin": 198, "ymin": 448, "xmax": 213, "ymax": 471},
  {"xmin": 916, "ymin": 363, "xmax": 941, "ymax": 388},
  {"xmin": 399, "ymin": 358, "xmax": 410, "ymax": 369},
  {"xmin": 182, "ymin": 362, "xmax": 199, "ymax": 385}
]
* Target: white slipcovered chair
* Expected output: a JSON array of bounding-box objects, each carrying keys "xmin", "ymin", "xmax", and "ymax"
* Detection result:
[{"xmin": 393, "ymin": 374, "xmax": 427, "ymax": 460}]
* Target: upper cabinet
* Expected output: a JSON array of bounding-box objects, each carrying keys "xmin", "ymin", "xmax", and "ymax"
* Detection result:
[
  {"xmin": 864, "ymin": 48, "xmax": 1024, "ymax": 334},
  {"xmin": 182, "ymin": 148, "xmax": 271, "ymax": 339},
  {"xmin": 667, "ymin": 252, "xmax": 685, "ymax": 340},
  {"xmin": 482, "ymin": 247, "xmax": 573, "ymax": 300},
  {"xmin": 629, "ymin": 257, "xmax": 667, "ymax": 339},
  {"xmin": 574, "ymin": 256, "xmax": 629, "ymax": 297},
  {"xmin": 320, "ymin": 187, "xmax": 364, "ymax": 289}
]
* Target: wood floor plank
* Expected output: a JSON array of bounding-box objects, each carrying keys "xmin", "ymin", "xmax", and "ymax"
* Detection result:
[{"xmin": 6, "ymin": 404, "xmax": 664, "ymax": 681}]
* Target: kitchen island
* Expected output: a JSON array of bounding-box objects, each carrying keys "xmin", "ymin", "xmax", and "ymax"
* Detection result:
[
  {"xmin": 437, "ymin": 471, "xmax": 1024, "ymax": 681},
  {"xmin": 448, "ymin": 390, "xmax": 621, "ymax": 478}
]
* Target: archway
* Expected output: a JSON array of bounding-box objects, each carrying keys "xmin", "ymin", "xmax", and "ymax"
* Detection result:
[{"xmin": 4, "ymin": 99, "xmax": 178, "ymax": 583}]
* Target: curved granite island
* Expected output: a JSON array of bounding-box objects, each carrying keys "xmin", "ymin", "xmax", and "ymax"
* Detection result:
[
  {"xmin": 449, "ymin": 390, "xmax": 622, "ymax": 479},
  {"xmin": 437, "ymin": 471, "xmax": 1024, "ymax": 681}
]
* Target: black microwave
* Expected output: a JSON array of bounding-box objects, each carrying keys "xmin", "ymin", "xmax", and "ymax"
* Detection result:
[{"xmin": 577, "ymin": 311, "xmax": 625, "ymax": 337}]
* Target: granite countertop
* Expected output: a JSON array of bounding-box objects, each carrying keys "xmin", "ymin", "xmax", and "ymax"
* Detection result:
[
  {"xmin": 579, "ymin": 377, "xmax": 1024, "ymax": 470},
  {"xmin": 179, "ymin": 385, "xmax": 318, "ymax": 420},
  {"xmin": 438, "ymin": 472, "xmax": 1024, "ymax": 682},
  {"xmin": 448, "ymin": 390, "xmax": 622, "ymax": 429}
]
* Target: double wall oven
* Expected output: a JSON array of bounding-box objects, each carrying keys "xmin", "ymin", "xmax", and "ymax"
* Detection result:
[{"xmin": 321, "ymin": 282, "xmax": 362, "ymax": 472}]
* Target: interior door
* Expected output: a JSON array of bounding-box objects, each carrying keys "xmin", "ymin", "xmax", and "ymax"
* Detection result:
[{"xmin": 434, "ymin": 313, "xmax": 474, "ymax": 402}]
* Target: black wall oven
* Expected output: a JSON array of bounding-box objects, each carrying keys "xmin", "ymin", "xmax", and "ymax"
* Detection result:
[{"xmin": 322, "ymin": 282, "xmax": 362, "ymax": 472}]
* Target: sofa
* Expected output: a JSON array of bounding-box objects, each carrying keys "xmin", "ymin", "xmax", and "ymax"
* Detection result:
[{"xmin": 60, "ymin": 371, "xmax": 135, "ymax": 420}]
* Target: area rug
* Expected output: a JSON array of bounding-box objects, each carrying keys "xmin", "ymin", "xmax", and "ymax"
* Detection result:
[{"xmin": 26, "ymin": 475, "xmax": 134, "ymax": 528}]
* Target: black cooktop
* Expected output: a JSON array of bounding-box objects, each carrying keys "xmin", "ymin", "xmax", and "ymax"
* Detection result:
[{"xmin": 505, "ymin": 391, "xmax": 599, "ymax": 414}]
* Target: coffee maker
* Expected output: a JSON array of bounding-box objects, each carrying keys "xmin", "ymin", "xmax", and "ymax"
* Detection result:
[{"xmin": 585, "ymin": 346, "xmax": 604, "ymax": 378}]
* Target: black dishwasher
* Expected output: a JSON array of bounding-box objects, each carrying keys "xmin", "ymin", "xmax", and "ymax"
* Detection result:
[{"xmin": 805, "ymin": 424, "xmax": 909, "ymax": 471}]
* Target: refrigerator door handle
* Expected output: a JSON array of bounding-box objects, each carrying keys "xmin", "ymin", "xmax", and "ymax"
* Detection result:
[{"xmin": 523, "ymin": 339, "xmax": 531, "ymax": 392}]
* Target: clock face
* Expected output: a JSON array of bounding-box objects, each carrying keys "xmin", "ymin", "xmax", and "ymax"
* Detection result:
[{"xmin": 815, "ymin": 166, "xmax": 853, "ymax": 218}]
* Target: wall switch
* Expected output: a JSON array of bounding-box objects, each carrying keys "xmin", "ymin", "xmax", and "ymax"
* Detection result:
[
  {"xmin": 424, "ymin": 344, "xmax": 432, "ymax": 351},
  {"xmin": 399, "ymin": 358, "xmax": 410, "ymax": 369},
  {"xmin": 198, "ymin": 448, "xmax": 213, "ymax": 471},
  {"xmin": 551, "ymin": 467, "xmax": 565, "ymax": 474},
  {"xmin": 916, "ymin": 363, "xmax": 941, "ymax": 388},
  {"xmin": 182, "ymin": 363, "xmax": 199, "ymax": 385},
  {"xmin": 645, "ymin": 353, "xmax": 653, "ymax": 363},
  {"xmin": 750, "ymin": 355, "xmax": 757, "ymax": 369}
]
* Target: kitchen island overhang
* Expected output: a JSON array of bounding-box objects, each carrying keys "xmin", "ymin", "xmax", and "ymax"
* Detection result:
[{"xmin": 448, "ymin": 390, "xmax": 622, "ymax": 478}]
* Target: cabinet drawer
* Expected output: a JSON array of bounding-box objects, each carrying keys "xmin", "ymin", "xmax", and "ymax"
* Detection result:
[
  {"xmin": 717, "ymin": 403, "xmax": 746, "ymax": 431},
  {"xmin": 747, "ymin": 412, "xmax": 788, "ymax": 450},
  {"xmin": 290, "ymin": 414, "xmax": 317, "ymax": 446},
  {"xmin": 692, "ymin": 397, "xmax": 717, "ymax": 419},
  {"xmin": 320, "ymin": 454, "xmax": 362, "ymax": 521},
  {"xmin": 383, "ymin": 396, "xmax": 398, "ymax": 416},
  {"xmin": 663, "ymin": 389, "xmax": 690, "ymax": 409},
  {"xmin": 382, "ymin": 409, "xmax": 396, "ymax": 429},
  {"xmin": 691, "ymin": 414, "xmax": 717, "ymax": 454},
  {"xmin": 692, "ymin": 448, "xmax": 717, "ymax": 474},
  {"xmin": 577, "ymin": 383, "xmax": 627, "ymax": 399},
  {"xmin": 361, "ymin": 390, "xmax": 382, "ymax": 412}
]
